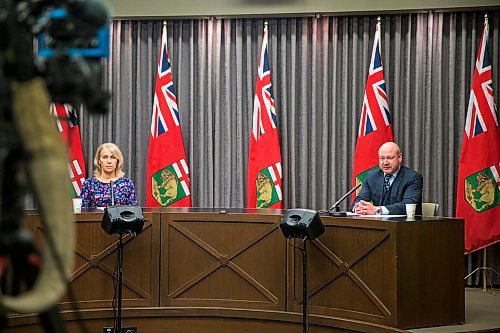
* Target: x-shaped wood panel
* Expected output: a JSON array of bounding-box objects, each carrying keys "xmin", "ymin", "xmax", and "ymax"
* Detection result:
[
  {"xmin": 70, "ymin": 223, "xmax": 152, "ymax": 300},
  {"xmin": 168, "ymin": 221, "xmax": 279, "ymax": 304},
  {"xmin": 303, "ymin": 228, "xmax": 391, "ymax": 317}
]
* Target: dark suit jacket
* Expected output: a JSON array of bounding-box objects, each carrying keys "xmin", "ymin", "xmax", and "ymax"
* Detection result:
[{"xmin": 351, "ymin": 165, "xmax": 423, "ymax": 215}]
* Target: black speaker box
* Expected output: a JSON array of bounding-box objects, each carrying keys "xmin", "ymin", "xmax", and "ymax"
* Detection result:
[
  {"xmin": 101, "ymin": 205, "xmax": 145, "ymax": 235},
  {"xmin": 279, "ymin": 209, "xmax": 325, "ymax": 240}
]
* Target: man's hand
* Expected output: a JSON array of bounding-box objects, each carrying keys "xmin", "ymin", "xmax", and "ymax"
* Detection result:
[{"xmin": 353, "ymin": 200, "xmax": 377, "ymax": 215}]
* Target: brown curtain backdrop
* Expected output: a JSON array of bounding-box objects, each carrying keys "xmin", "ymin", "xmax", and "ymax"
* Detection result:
[{"xmin": 75, "ymin": 12, "xmax": 499, "ymax": 284}]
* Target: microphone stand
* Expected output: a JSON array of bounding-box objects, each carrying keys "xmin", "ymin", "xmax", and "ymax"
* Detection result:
[{"xmin": 328, "ymin": 183, "xmax": 361, "ymax": 217}]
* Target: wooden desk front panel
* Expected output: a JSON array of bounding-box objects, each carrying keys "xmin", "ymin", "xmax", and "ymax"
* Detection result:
[
  {"xmin": 396, "ymin": 218, "xmax": 464, "ymax": 328},
  {"xmin": 18, "ymin": 211, "xmax": 463, "ymax": 331},
  {"xmin": 160, "ymin": 211, "xmax": 286, "ymax": 311},
  {"xmin": 24, "ymin": 210, "xmax": 161, "ymax": 310}
]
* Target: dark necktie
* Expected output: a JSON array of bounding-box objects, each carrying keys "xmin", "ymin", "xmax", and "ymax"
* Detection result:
[{"xmin": 384, "ymin": 174, "xmax": 392, "ymax": 192}]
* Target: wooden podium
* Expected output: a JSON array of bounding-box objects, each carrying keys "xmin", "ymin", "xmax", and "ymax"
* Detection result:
[{"xmin": 6, "ymin": 209, "xmax": 464, "ymax": 333}]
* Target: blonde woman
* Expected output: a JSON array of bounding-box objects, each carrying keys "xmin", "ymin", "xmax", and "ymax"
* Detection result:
[{"xmin": 81, "ymin": 143, "xmax": 137, "ymax": 208}]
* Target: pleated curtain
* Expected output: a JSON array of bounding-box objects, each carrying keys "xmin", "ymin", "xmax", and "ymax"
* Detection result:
[{"xmin": 74, "ymin": 11, "xmax": 500, "ymax": 284}]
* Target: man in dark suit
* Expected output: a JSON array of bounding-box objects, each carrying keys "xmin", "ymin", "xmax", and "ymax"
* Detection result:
[{"xmin": 351, "ymin": 142, "xmax": 423, "ymax": 215}]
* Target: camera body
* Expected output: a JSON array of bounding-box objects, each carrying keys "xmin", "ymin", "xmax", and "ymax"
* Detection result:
[
  {"xmin": 0, "ymin": 0, "xmax": 111, "ymax": 114},
  {"xmin": 36, "ymin": 3, "xmax": 110, "ymax": 113},
  {"xmin": 37, "ymin": 8, "xmax": 109, "ymax": 58}
]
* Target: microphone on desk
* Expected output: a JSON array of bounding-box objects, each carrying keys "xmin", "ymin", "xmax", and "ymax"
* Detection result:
[
  {"xmin": 327, "ymin": 183, "xmax": 361, "ymax": 217},
  {"xmin": 110, "ymin": 180, "xmax": 115, "ymax": 206}
]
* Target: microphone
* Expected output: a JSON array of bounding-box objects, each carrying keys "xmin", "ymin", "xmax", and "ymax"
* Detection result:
[
  {"xmin": 328, "ymin": 183, "xmax": 362, "ymax": 217},
  {"xmin": 109, "ymin": 180, "xmax": 115, "ymax": 206}
]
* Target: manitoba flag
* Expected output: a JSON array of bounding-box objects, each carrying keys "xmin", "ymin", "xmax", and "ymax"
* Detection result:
[
  {"xmin": 352, "ymin": 19, "xmax": 394, "ymax": 198},
  {"xmin": 50, "ymin": 103, "xmax": 86, "ymax": 197},
  {"xmin": 457, "ymin": 17, "xmax": 500, "ymax": 254},
  {"xmin": 146, "ymin": 23, "xmax": 191, "ymax": 207},
  {"xmin": 247, "ymin": 23, "xmax": 283, "ymax": 209}
]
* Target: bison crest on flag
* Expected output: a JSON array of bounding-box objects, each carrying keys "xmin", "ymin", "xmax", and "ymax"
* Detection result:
[
  {"xmin": 151, "ymin": 159, "xmax": 190, "ymax": 206},
  {"xmin": 256, "ymin": 163, "xmax": 282, "ymax": 208},
  {"xmin": 465, "ymin": 163, "xmax": 500, "ymax": 213}
]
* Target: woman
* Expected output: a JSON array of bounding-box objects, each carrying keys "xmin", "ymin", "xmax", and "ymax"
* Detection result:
[{"xmin": 81, "ymin": 143, "xmax": 137, "ymax": 208}]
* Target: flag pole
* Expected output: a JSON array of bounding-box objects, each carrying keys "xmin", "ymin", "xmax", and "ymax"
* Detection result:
[{"xmin": 482, "ymin": 248, "xmax": 487, "ymax": 291}]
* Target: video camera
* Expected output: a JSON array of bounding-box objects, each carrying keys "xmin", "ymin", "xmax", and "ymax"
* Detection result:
[
  {"xmin": 0, "ymin": 0, "xmax": 111, "ymax": 114},
  {"xmin": 0, "ymin": 0, "xmax": 110, "ymax": 321}
]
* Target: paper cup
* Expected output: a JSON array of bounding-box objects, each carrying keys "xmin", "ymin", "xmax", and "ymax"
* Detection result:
[
  {"xmin": 72, "ymin": 198, "xmax": 82, "ymax": 213},
  {"xmin": 405, "ymin": 203, "xmax": 417, "ymax": 218}
]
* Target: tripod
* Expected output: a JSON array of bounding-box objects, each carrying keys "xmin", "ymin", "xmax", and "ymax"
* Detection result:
[{"xmin": 465, "ymin": 248, "xmax": 500, "ymax": 295}]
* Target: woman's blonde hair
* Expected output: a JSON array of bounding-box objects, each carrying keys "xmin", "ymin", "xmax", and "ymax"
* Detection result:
[{"xmin": 93, "ymin": 143, "xmax": 125, "ymax": 178}]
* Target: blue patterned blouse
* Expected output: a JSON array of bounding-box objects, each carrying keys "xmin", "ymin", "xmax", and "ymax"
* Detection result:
[{"xmin": 80, "ymin": 177, "xmax": 138, "ymax": 208}]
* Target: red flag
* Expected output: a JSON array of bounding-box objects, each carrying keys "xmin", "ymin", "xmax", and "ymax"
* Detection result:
[
  {"xmin": 247, "ymin": 24, "xmax": 283, "ymax": 209},
  {"xmin": 146, "ymin": 24, "xmax": 191, "ymax": 207},
  {"xmin": 50, "ymin": 103, "xmax": 86, "ymax": 197},
  {"xmin": 352, "ymin": 19, "xmax": 394, "ymax": 198},
  {"xmin": 457, "ymin": 17, "xmax": 500, "ymax": 254}
]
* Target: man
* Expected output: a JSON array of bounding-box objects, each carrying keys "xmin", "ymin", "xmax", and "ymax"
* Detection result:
[{"xmin": 352, "ymin": 142, "xmax": 423, "ymax": 215}]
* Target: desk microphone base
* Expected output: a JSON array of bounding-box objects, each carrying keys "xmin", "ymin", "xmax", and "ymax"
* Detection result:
[{"xmin": 328, "ymin": 211, "xmax": 347, "ymax": 217}]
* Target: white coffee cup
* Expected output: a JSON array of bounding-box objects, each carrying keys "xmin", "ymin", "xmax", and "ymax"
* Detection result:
[
  {"xmin": 405, "ymin": 203, "xmax": 417, "ymax": 218},
  {"xmin": 72, "ymin": 198, "xmax": 82, "ymax": 213}
]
